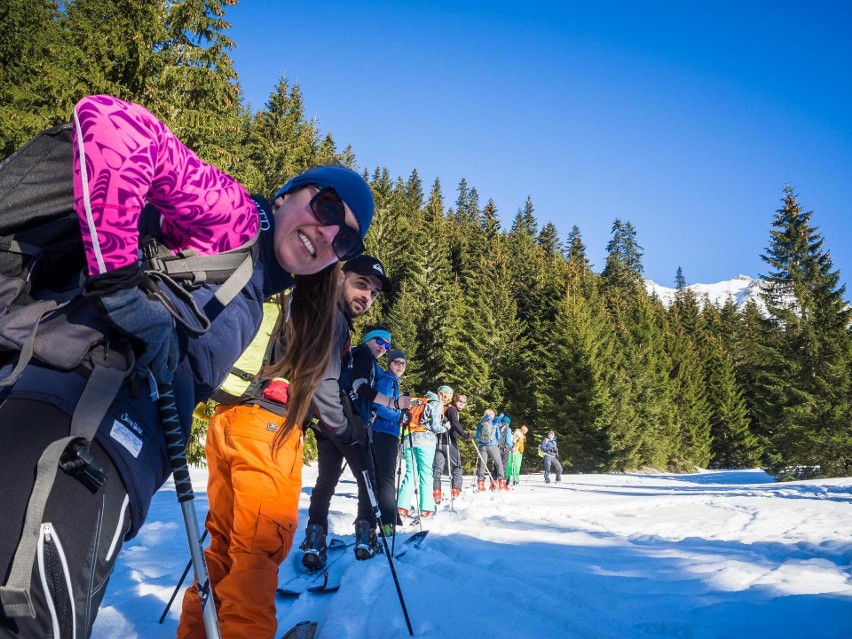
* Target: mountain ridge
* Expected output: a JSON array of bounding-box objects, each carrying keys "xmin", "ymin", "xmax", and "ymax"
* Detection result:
[{"xmin": 645, "ymin": 274, "xmax": 768, "ymax": 312}]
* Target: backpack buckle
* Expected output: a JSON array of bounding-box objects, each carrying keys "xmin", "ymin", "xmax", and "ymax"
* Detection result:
[{"xmin": 59, "ymin": 439, "xmax": 107, "ymax": 494}]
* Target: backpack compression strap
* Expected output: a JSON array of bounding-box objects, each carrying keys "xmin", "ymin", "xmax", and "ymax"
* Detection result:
[
  {"xmin": 0, "ymin": 362, "xmax": 128, "ymax": 618},
  {"xmin": 141, "ymin": 231, "xmax": 259, "ymax": 330}
]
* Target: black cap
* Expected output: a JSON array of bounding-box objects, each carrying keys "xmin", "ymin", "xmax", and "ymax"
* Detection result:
[{"xmin": 343, "ymin": 255, "xmax": 392, "ymax": 295}]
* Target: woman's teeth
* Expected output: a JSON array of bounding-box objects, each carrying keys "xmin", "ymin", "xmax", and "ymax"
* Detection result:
[{"xmin": 298, "ymin": 232, "xmax": 316, "ymax": 257}]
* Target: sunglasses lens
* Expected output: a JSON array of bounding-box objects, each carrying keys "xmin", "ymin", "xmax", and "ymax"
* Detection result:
[
  {"xmin": 310, "ymin": 188, "xmax": 345, "ymax": 224},
  {"xmin": 310, "ymin": 188, "xmax": 364, "ymax": 260},
  {"xmin": 333, "ymin": 227, "xmax": 365, "ymax": 260}
]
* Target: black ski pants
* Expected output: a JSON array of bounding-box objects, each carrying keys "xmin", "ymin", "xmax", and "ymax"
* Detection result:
[
  {"xmin": 544, "ymin": 453, "xmax": 563, "ymax": 482},
  {"xmin": 307, "ymin": 430, "xmax": 376, "ymax": 534},
  {"xmin": 499, "ymin": 445, "xmax": 511, "ymax": 479},
  {"xmin": 0, "ymin": 399, "xmax": 131, "ymax": 639},
  {"xmin": 432, "ymin": 443, "xmax": 463, "ymax": 490},
  {"xmin": 370, "ymin": 431, "xmax": 400, "ymax": 528}
]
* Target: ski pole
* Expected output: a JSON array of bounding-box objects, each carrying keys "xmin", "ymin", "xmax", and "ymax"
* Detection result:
[
  {"xmin": 445, "ymin": 440, "xmax": 455, "ymax": 513},
  {"xmin": 159, "ymin": 528, "xmax": 209, "ymax": 624},
  {"xmin": 406, "ymin": 428, "xmax": 423, "ymax": 531},
  {"xmin": 392, "ymin": 437, "xmax": 403, "ymax": 556},
  {"xmin": 157, "ymin": 384, "xmax": 220, "ymax": 639},
  {"xmin": 362, "ymin": 465, "xmax": 414, "ymax": 636}
]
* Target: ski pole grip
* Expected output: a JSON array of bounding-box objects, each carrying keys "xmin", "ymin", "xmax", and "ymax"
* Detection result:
[{"xmin": 157, "ymin": 384, "xmax": 193, "ymax": 502}]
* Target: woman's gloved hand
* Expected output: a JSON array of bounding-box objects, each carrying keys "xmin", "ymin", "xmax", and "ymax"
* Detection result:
[{"xmin": 85, "ymin": 263, "xmax": 178, "ymax": 385}]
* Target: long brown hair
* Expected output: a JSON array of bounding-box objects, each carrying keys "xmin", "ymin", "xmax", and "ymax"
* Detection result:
[{"xmin": 263, "ymin": 262, "xmax": 340, "ymax": 453}]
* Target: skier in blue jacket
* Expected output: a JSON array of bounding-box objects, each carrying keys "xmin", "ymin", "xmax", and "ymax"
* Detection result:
[
  {"xmin": 372, "ymin": 349, "xmax": 406, "ymax": 533},
  {"xmin": 541, "ymin": 431, "xmax": 563, "ymax": 483}
]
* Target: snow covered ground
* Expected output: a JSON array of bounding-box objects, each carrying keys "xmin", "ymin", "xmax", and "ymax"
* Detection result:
[{"xmin": 92, "ymin": 464, "xmax": 851, "ymax": 639}]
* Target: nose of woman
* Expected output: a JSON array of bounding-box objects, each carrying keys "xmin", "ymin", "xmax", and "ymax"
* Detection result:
[{"xmin": 315, "ymin": 222, "xmax": 340, "ymax": 249}]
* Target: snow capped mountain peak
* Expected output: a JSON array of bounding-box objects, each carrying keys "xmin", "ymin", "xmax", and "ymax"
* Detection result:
[{"xmin": 646, "ymin": 275, "xmax": 767, "ymax": 312}]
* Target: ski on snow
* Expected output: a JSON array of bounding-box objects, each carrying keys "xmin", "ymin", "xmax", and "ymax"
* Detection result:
[
  {"xmin": 277, "ymin": 538, "xmax": 353, "ymax": 596},
  {"xmin": 392, "ymin": 529, "xmax": 428, "ymax": 559},
  {"xmin": 277, "ymin": 531, "xmax": 429, "ymax": 637},
  {"xmin": 280, "ymin": 620, "xmax": 318, "ymax": 639}
]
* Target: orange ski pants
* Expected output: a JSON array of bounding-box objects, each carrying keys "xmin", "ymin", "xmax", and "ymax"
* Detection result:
[{"xmin": 177, "ymin": 403, "xmax": 302, "ymax": 639}]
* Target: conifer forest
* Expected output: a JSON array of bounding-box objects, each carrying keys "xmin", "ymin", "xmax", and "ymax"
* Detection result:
[{"xmin": 2, "ymin": 0, "xmax": 849, "ymax": 479}]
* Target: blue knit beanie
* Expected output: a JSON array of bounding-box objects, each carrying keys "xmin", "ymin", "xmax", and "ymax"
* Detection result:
[{"xmin": 273, "ymin": 166, "xmax": 374, "ymax": 238}]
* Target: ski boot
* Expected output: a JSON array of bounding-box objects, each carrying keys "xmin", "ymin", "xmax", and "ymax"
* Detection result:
[
  {"xmin": 451, "ymin": 488, "xmax": 461, "ymax": 498},
  {"xmin": 300, "ymin": 524, "xmax": 327, "ymax": 571},
  {"xmin": 477, "ymin": 479, "xmax": 486, "ymax": 492},
  {"xmin": 490, "ymin": 480, "xmax": 498, "ymax": 491},
  {"xmin": 433, "ymin": 488, "xmax": 442, "ymax": 504},
  {"xmin": 499, "ymin": 479, "xmax": 511, "ymax": 492},
  {"xmin": 382, "ymin": 522, "xmax": 395, "ymax": 537},
  {"xmin": 354, "ymin": 520, "xmax": 380, "ymax": 560}
]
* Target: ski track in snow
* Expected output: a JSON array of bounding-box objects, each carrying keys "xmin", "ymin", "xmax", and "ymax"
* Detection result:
[{"xmin": 92, "ymin": 467, "xmax": 852, "ymax": 639}]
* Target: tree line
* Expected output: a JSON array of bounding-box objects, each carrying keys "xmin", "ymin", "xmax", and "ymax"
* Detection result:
[{"xmin": 2, "ymin": 1, "xmax": 849, "ymax": 478}]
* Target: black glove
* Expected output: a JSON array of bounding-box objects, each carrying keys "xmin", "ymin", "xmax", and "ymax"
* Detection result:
[
  {"xmin": 338, "ymin": 390, "xmax": 368, "ymax": 446},
  {"xmin": 86, "ymin": 263, "xmax": 178, "ymax": 385}
]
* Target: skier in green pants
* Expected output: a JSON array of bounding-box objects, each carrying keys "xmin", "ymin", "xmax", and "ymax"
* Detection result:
[{"xmin": 505, "ymin": 424, "xmax": 528, "ymax": 486}]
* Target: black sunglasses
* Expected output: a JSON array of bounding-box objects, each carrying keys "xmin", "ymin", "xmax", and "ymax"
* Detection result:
[{"xmin": 309, "ymin": 187, "xmax": 365, "ymax": 260}]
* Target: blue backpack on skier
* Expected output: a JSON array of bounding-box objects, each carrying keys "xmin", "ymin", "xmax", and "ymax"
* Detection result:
[
  {"xmin": 499, "ymin": 416, "xmax": 513, "ymax": 447},
  {"xmin": 476, "ymin": 412, "xmax": 497, "ymax": 445}
]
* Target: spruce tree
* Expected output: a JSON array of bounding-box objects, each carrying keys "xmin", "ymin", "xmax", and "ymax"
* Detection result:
[
  {"xmin": 399, "ymin": 179, "xmax": 461, "ymax": 394},
  {"xmin": 671, "ymin": 268, "xmax": 702, "ymax": 335},
  {"xmin": 601, "ymin": 218, "xmax": 644, "ymax": 298},
  {"xmin": 599, "ymin": 219, "xmax": 662, "ymax": 469},
  {"xmin": 704, "ymin": 337, "xmax": 761, "ymax": 467},
  {"xmin": 599, "ymin": 301, "xmax": 643, "ymax": 470},
  {"xmin": 537, "ymin": 221, "xmax": 563, "ymax": 257},
  {"xmin": 449, "ymin": 197, "xmax": 521, "ymax": 413},
  {"xmin": 667, "ymin": 307, "xmax": 713, "ymax": 469},
  {"xmin": 502, "ymin": 201, "xmax": 541, "ymax": 420},
  {"xmin": 369, "ymin": 170, "xmax": 423, "ymax": 304},
  {"xmin": 735, "ymin": 299, "xmax": 781, "ymax": 451},
  {"xmin": 243, "ymin": 77, "xmax": 322, "ymax": 194},
  {"xmin": 0, "ymin": 0, "xmax": 77, "ymax": 155},
  {"xmin": 566, "ymin": 225, "xmax": 592, "ymax": 271},
  {"xmin": 60, "ymin": 0, "xmax": 164, "ymax": 101},
  {"xmin": 539, "ymin": 280, "xmax": 612, "ymax": 472},
  {"xmin": 148, "ymin": 0, "xmax": 244, "ymax": 171},
  {"xmin": 630, "ymin": 295, "xmax": 678, "ymax": 469},
  {"xmin": 759, "ymin": 186, "xmax": 852, "ymax": 478}
]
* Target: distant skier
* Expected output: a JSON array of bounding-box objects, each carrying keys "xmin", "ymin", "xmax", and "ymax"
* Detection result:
[
  {"xmin": 497, "ymin": 415, "xmax": 513, "ymax": 482},
  {"xmin": 397, "ymin": 390, "xmax": 446, "ymax": 519},
  {"xmin": 372, "ymin": 348, "xmax": 407, "ymax": 535},
  {"xmin": 475, "ymin": 409, "xmax": 507, "ymax": 491},
  {"xmin": 505, "ymin": 423, "xmax": 529, "ymax": 486},
  {"xmin": 433, "ymin": 392, "xmax": 471, "ymax": 502},
  {"xmin": 541, "ymin": 431, "xmax": 563, "ymax": 483}
]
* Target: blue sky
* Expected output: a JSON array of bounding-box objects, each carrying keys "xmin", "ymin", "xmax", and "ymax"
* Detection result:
[{"xmin": 225, "ymin": 1, "xmax": 852, "ymax": 288}]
